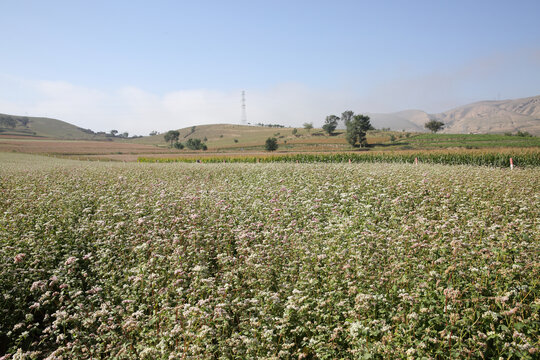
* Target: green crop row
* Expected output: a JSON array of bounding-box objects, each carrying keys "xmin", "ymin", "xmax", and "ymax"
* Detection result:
[{"xmin": 138, "ymin": 150, "xmax": 540, "ymax": 167}]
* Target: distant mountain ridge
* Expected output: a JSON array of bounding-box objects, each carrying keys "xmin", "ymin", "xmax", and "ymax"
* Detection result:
[
  {"xmin": 368, "ymin": 95, "xmax": 540, "ymax": 135},
  {"xmin": 1, "ymin": 95, "xmax": 539, "ymax": 138}
]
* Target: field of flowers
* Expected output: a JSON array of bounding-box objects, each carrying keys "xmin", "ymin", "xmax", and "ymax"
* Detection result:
[{"xmin": 1, "ymin": 153, "xmax": 538, "ymax": 359}]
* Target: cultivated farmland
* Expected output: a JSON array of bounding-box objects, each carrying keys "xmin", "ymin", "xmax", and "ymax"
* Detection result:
[{"xmin": 1, "ymin": 153, "xmax": 538, "ymax": 358}]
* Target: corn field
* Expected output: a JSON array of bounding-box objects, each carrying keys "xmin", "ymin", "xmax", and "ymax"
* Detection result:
[{"xmin": 138, "ymin": 148, "xmax": 540, "ymax": 167}]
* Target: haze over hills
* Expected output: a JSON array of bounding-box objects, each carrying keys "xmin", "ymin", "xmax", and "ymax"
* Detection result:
[
  {"xmin": 1, "ymin": 95, "xmax": 539, "ymax": 139},
  {"xmin": 368, "ymin": 95, "xmax": 540, "ymax": 135}
]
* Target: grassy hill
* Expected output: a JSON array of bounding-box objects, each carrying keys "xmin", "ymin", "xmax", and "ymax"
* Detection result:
[
  {"xmin": 131, "ymin": 124, "xmax": 540, "ymax": 152},
  {"xmin": 133, "ymin": 124, "xmax": 386, "ymax": 152},
  {"xmin": 0, "ymin": 113, "xmax": 109, "ymax": 140},
  {"xmin": 134, "ymin": 124, "xmax": 303, "ymax": 146}
]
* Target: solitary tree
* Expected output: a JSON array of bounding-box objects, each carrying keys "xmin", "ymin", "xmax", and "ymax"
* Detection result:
[
  {"xmin": 322, "ymin": 115, "xmax": 339, "ymax": 135},
  {"xmin": 303, "ymin": 122, "xmax": 313, "ymax": 133},
  {"xmin": 265, "ymin": 137, "xmax": 278, "ymax": 151},
  {"xmin": 424, "ymin": 120, "xmax": 445, "ymax": 133},
  {"xmin": 109, "ymin": 130, "xmax": 118, "ymax": 136},
  {"xmin": 345, "ymin": 114, "xmax": 373, "ymax": 148},
  {"xmin": 164, "ymin": 130, "xmax": 180, "ymax": 146}
]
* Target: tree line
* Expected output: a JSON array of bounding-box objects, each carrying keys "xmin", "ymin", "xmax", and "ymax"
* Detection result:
[{"xmin": 0, "ymin": 115, "xmax": 29, "ymax": 128}]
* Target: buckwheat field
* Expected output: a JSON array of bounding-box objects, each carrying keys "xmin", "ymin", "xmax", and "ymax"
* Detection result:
[{"xmin": 1, "ymin": 153, "xmax": 538, "ymax": 359}]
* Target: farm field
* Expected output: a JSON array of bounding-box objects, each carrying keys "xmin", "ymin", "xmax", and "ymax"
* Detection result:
[
  {"xmin": 1, "ymin": 129, "xmax": 539, "ymax": 165},
  {"xmin": 1, "ymin": 153, "xmax": 538, "ymax": 359},
  {"xmin": 0, "ymin": 138, "xmax": 175, "ymax": 158},
  {"xmin": 395, "ymin": 133, "xmax": 540, "ymax": 149}
]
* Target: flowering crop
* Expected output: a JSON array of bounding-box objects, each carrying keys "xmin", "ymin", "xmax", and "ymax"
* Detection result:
[{"xmin": 1, "ymin": 153, "xmax": 539, "ymax": 359}]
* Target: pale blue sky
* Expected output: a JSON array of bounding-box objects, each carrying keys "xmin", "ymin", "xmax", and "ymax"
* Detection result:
[{"xmin": 1, "ymin": 0, "xmax": 539, "ymax": 134}]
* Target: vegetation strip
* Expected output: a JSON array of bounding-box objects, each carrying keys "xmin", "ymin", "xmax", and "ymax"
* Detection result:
[{"xmin": 138, "ymin": 149, "xmax": 540, "ymax": 167}]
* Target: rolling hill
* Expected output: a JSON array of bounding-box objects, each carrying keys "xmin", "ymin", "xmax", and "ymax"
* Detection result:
[
  {"xmin": 132, "ymin": 124, "xmax": 334, "ymax": 151},
  {"xmin": 0, "ymin": 113, "xmax": 108, "ymax": 140}
]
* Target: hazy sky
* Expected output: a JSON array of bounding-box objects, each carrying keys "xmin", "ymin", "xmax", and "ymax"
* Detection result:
[{"xmin": 1, "ymin": 0, "xmax": 539, "ymax": 134}]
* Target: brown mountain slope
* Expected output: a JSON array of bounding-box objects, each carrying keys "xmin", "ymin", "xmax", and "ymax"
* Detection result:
[
  {"xmin": 434, "ymin": 95, "xmax": 540, "ymax": 134},
  {"xmin": 368, "ymin": 95, "xmax": 540, "ymax": 135}
]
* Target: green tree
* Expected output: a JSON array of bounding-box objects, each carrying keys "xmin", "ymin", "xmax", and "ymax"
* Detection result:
[
  {"xmin": 424, "ymin": 120, "xmax": 445, "ymax": 133},
  {"xmin": 292, "ymin": 128, "xmax": 298, "ymax": 136},
  {"xmin": 185, "ymin": 138, "xmax": 206, "ymax": 150},
  {"xmin": 516, "ymin": 130, "xmax": 532, "ymax": 137},
  {"xmin": 345, "ymin": 114, "xmax": 373, "ymax": 148},
  {"xmin": 341, "ymin": 110, "xmax": 354, "ymax": 125},
  {"xmin": 322, "ymin": 115, "xmax": 339, "ymax": 135},
  {"xmin": 265, "ymin": 137, "xmax": 278, "ymax": 151},
  {"xmin": 164, "ymin": 133, "xmax": 171, "ymax": 144},
  {"xmin": 303, "ymin": 122, "xmax": 313, "ymax": 133},
  {"xmin": 109, "ymin": 129, "xmax": 118, "ymax": 136},
  {"xmin": 164, "ymin": 130, "xmax": 180, "ymax": 146}
]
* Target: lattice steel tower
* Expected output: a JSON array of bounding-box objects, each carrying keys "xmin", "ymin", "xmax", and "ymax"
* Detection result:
[{"xmin": 241, "ymin": 90, "xmax": 247, "ymax": 125}]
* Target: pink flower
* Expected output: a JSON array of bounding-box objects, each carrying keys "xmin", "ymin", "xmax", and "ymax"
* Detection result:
[
  {"xmin": 29, "ymin": 302, "xmax": 40, "ymax": 310},
  {"xmin": 14, "ymin": 253, "xmax": 26, "ymax": 263},
  {"xmin": 30, "ymin": 281, "xmax": 45, "ymax": 291},
  {"xmin": 65, "ymin": 256, "xmax": 78, "ymax": 266}
]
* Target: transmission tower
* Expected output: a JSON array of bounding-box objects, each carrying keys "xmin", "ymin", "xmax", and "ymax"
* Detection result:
[{"xmin": 241, "ymin": 90, "xmax": 247, "ymax": 125}]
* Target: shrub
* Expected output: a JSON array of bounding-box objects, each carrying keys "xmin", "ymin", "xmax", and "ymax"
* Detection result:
[
  {"xmin": 265, "ymin": 137, "xmax": 278, "ymax": 151},
  {"xmin": 185, "ymin": 138, "xmax": 207, "ymax": 150}
]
